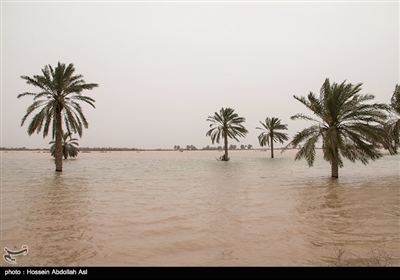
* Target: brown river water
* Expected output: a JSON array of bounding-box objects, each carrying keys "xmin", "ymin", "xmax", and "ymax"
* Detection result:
[{"xmin": 1, "ymin": 149, "xmax": 399, "ymax": 266}]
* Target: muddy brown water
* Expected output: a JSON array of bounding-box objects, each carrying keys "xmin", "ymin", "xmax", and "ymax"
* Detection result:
[{"xmin": 1, "ymin": 150, "xmax": 399, "ymax": 266}]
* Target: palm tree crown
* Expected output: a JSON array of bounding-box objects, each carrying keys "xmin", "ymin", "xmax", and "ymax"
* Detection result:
[
  {"xmin": 49, "ymin": 132, "xmax": 79, "ymax": 159},
  {"xmin": 284, "ymin": 78, "xmax": 391, "ymax": 178},
  {"xmin": 18, "ymin": 62, "xmax": 98, "ymax": 171},
  {"xmin": 256, "ymin": 117, "xmax": 289, "ymax": 158},
  {"xmin": 206, "ymin": 107, "xmax": 248, "ymax": 161}
]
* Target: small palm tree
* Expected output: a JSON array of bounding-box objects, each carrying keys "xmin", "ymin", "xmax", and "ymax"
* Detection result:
[
  {"xmin": 206, "ymin": 107, "xmax": 248, "ymax": 161},
  {"xmin": 49, "ymin": 132, "xmax": 79, "ymax": 159},
  {"xmin": 18, "ymin": 62, "xmax": 98, "ymax": 171},
  {"xmin": 256, "ymin": 117, "xmax": 289, "ymax": 158},
  {"xmin": 283, "ymin": 78, "xmax": 391, "ymax": 178}
]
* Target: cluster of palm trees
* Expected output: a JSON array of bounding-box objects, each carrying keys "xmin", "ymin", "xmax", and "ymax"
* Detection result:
[
  {"xmin": 206, "ymin": 109, "xmax": 289, "ymax": 160},
  {"xmin": 18, "ymin": 62, "xmax": 399, "ymax": 178},
  {"xmin": 206, "ymin": 79, "xmax": 399, "ymax": 178}
]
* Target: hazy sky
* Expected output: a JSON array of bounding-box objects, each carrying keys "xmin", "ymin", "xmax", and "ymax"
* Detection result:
[{"xmin": 1, "ymin": 0, "xmax": 399, "ymax": 149}]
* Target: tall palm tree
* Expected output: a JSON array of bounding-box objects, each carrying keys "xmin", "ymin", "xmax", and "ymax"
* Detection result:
[
  {"xmin": 256, "ymin": 117, "xmax": 289, "ymax": 158},
  {"xmin": 283, "ymin": 78, "xmax": 391, "ymax": 178},
  {"xmin": 18, "ymin": 62, "xmax": 98, "ymax": 171},
  {"xmin": 206, "ymin": 107, "xmax": 248, "ymax": 161},
  {"xmin": 391, "ymin": 85, "xmax": 400, "ymax": 113},
  {"xmin": 49, "ymin": 132, "xmax": 79, "ymax": 159},
  {"xmin": 386, "ymin": 84, "xmax": 400, "ymax": 152}
]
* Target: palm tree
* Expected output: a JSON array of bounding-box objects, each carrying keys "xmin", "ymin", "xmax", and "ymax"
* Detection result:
[
  {"xmin": 256, "ymin": 117, "xmax": 289, "ymax": 158},
  {"xmin": 391, "ymin": 85, "xmax": 400, "ymax": 113},
  {"xmin": 206, "ymin": 107, "xmax": 248, "ymax": 161},
  {"xmin": 283, "ymin": 78, "xmax": 391, "ymax": 178},
  {"xmin": 385, "ymin": 84, "xmax": 400, "ymax": 152},
  {"xmin": 18, "ymin": 62, "xmax": 98, "ymax": 171},
  {"xmin": 49, "ymin": 132, "xmax": 79, "ymax": 159}
]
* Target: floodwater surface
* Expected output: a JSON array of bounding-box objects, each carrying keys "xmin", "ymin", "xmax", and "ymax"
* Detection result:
[{"xmin": 1, "ymin": 149, "xmax": 399, "ymax": 266}]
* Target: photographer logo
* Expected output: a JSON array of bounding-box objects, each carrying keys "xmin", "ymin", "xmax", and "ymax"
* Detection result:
[{"xmin": 3, "ymin": 245, "xmax": 28, "ymax": 265}]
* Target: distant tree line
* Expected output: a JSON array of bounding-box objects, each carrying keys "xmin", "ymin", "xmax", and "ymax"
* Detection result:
[
  {"xmin": 173, "ymin": 144, "xmax": 254, "ymax": 151},
  {"xmin": 0, "ymin": 147, "xmax": 48, "ymax": 151},
  {"xmin": 80, "ymin": 147, "xmax": 140, "ymax": 151}
]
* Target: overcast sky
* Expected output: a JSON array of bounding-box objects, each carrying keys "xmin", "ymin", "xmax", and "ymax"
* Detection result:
[{"xmin": 1, "ymin": 0, "xmax": 399, "ymax": 150}]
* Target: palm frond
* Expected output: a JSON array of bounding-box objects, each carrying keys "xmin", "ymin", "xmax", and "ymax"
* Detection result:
[
  {"xmin": 290, "ymin": 113, "xmax": 321, "ymax": 123},
  {"xmin": 294, "ymin": 133, "xmax": 320, "ymax": 167}
]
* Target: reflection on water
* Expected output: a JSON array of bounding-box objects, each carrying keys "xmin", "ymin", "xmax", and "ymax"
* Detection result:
[
  {"xmin": 295, "ymin": 179, "xmax": 400, "ymax": 266},
  {"xmin": 1, "ymin": 150, "xmax": 399, "ymax": 266},
  {"xmin": 0, "ymin": 168, "xmax": 96, "ymax": 266},
  {"xmin": 20, "ymin": 174, "xmax": 99, "ymax": 266}
]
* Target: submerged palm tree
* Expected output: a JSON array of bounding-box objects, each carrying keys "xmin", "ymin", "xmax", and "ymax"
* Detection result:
[
  {"xmin": 385, "ymin": 84, "xmax": 400, "ymax": 152},
  {"xmin": 18, "ymin": 62, "xmax": 98, "ymax": 171},
  {"xmin": 49, "ymin": 132, "xmax": 79, "ymax": 159},
  {"xmin": 283, "ymin": 78, "xmax": 391, "ymax": 178},
  {"xmin": 256, "ymin": 117, "xmax": 289, "ymax": 158},
  {"xmin": 206, "ymin": 107, "xmax": 248, "ymax": 161}
]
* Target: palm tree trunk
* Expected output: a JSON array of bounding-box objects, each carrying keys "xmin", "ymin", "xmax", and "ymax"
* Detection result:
[
  {"xmin": 54, "ymin": 108, "xmax": 63, "ymax": 172},
  {"xmin": 63, "ymin": 146, "xmax": 68, "ymax": 159},
  {"xmin": 270, "ymin": 135, "xmax": 274, "ymax": 158},
  {"xmin": 331, "ymin": 159, "xmax": 339, "ymax": 178},
  {"xmin": 224, "ymin": 135, "xmax": 229, "ymax": 161}
]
